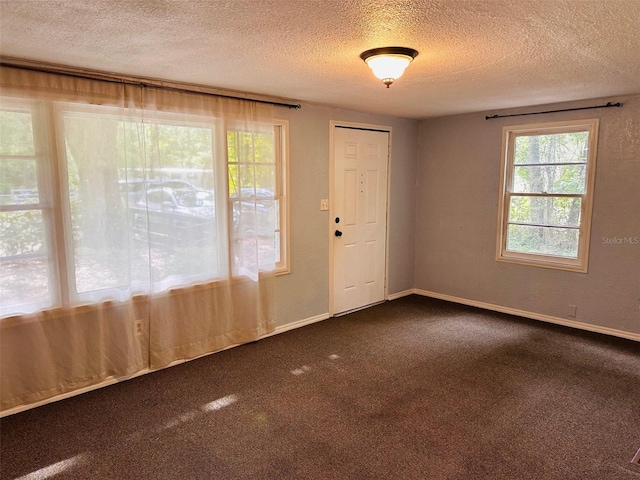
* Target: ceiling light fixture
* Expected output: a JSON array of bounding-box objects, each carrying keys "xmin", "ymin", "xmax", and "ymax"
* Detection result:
[{"xmin": 360, "ymin": 46, "xmax": 419, "ymax": 88}]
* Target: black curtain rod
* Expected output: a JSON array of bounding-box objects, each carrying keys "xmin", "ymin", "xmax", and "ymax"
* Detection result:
[
  {"xmin": 0, "ymin": 61, "xmax": 302, "ymax": 110},
  {"xmin": 485, "ymin": 102, "xmax": 622, "ymax": 120}
]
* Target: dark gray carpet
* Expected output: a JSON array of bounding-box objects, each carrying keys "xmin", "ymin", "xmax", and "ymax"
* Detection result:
[{"xmin": 1, "ymin": 296, "xmax": 639, "ymax": 479}]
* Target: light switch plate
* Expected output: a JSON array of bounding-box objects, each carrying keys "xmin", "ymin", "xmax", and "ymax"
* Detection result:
[{"xmin": 320, "ymin": 199, "xmax": 329, "ymax": 211}]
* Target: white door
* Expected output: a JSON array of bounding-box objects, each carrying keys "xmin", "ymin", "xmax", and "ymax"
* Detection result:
[{"xmin": 331, "ymin": 126, "xmax": 389, "ymax": 315}]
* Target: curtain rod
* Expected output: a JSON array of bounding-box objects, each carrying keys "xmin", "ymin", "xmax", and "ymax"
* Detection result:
[
  {"xmin": 0, "ymin": 60, "xmax": 302, "ymax": 110},
  {"xmin": 485, "ymin": 102, "xmax": 622, "ymax": 120}
]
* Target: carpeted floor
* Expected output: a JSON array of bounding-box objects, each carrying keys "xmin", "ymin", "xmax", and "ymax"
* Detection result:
[{"xmin": 1, "ymin": 295, "xmax": 639, "ymax": 479}]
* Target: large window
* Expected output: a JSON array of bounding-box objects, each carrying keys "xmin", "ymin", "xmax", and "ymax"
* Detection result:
[
  {"xmin": 496, "ymin": 119, "xmax": 599, "ymax": 272},
  {"xmin": 0, "ymin": 98, "xmax": 288, "ymax": 316}
]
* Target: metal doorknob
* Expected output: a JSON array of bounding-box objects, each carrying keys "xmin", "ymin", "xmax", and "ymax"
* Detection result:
[{"xmin": 335, "ymin": 230, "xmax": 343, "ymax": 237}]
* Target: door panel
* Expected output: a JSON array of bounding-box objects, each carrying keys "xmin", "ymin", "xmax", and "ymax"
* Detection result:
[
  {"xmin": 365, "ymin": 170, "xmax": 379, "ymax": 224},
  {"xmin": 332, "ymin": 127, "xmax": 389, "ymax": 314},
  {"xmin": 344, "ymin": 169, "xmax": 358, "ymax": 226}
]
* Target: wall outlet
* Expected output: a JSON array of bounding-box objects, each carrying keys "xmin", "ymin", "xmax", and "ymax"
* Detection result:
[
  {"xmin": 568, "ymin": 305, "xmax": 577, "ymax": 318},
  {"xmin": 320, "ymin": 199, "xmax": 329, "ymax": 211},
  {"xmin": 134, "ymin": 320, "xmax": 144, "ymax": 336}
]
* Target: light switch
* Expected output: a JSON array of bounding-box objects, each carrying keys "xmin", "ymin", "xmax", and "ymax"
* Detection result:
[{"xmin": 320, "ymin": 199, "xmax": 329, "ymax": 211}]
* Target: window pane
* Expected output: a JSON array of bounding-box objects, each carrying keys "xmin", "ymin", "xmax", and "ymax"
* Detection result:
[
  {"xmin": 514, "ymin": 132, "xmax": 588, "ymax": 164},
  {"xmin": 254, "ymin": 132, "xmax": 275, "ymax": 163},
  {"xmin": 142, "ymin": 122, "xmax": 218, "ymax": 286},
  {"xmin": 0, "ymin": 257, "xmax": 51, "ymax": 313},
  {"xmin": 256, "ymin": 199, "xmax": 277, "ymax": 235},
  {"xmin": 506, "ymin": 224, "xmax": 579, "ymax": 258},
  {"xmin": 144, "ymin": 123, "xmax": 214, "ymax": 176},
  {"xmin": 258, "ymin": 234, "xmax": 276, "ymax": 267},
  {"xmin": 0, "ymin": 210, "xmax": 47, "ymax": 257},
  {"xmin": 230, "ymin": 165, "xmax": 275, "ymax": 194},
  {"xmin": 0, "ymin": 110, "xmax": 35, "ymax": 156},
  {"xmin": 232, "ymin": 199, "xmax": 256, "ymax": 236},
  {"xmin": 74, "ymin": 242, "xmax": 150, "ymax": 295},
  {"xmin": 513, "ymin": 164, "xmax": 586, "ymax": 194},
  {"xmin": 0, "ymin": 158, "xmax": 40, "ymax": 205},
  {"xmin": 233, "ymin": 236, "xmax": 258, "ymax": 272},
  {"xmin": 64, "ymin": 113, "xmax": 138, "ymax": 294},
  {"xmin": 149, "ymin": 241, "xmax": 219, "ymax": 289},
  {"xmin": 509, "ymin": 196, "xmax": 582, "ymax": 227},
  {"xmin": 228, "ymin": 128, "xmax": 280, "ymax": 274},
  {"xmin": 238, "ymin": 164, "xmax": 256, "ymax": 190},
  {"xmin": 254, "ymin": 165, "xmax": 275, "ymax": 192}
]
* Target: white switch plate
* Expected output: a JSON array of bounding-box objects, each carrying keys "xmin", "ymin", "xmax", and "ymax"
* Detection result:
[{"xmin": 320, "ymin": 199, "xmax": 329, "ymax": 211}]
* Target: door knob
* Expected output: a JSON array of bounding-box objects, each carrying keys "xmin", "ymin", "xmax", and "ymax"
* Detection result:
[{"xmin": 335, "ymin": 230, "xmax": 343, "ymax": 237}]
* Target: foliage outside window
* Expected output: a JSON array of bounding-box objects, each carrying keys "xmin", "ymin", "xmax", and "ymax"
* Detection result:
[
  {"xmin": 0, "ymin": 101, "xmax": 54, "ymax": 313},
  {"xmin": 496, "ymin": 119, "xmax": 599, "ymax": 272},
  {"xmin": 227, "ymin": 122, "xmax": 288, "ymax": 274},
  {"xmin": 0, "ymin": 99, "xmax": 287, "ymax": 317}
]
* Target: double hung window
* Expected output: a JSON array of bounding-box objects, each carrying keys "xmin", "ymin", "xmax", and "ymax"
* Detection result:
[
  {"xmin": 0, "ymin": 100, "xmax": 55, "ymax": 314},
  {"xmin": 497, "ymin": 119, "xmax": 599, "ymax": 272},
  {"xmin": 227, "ymin": 122, "xmax": 288, "ymax": 274}
]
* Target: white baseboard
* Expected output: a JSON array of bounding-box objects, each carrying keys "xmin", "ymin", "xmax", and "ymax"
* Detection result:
[
  {"xmin": 267, "ymin": 313, "xmax": 331, "ymax": 337},
  {"xmin": 0, "ymin": 369, "xmax": 152, "ymax": 418},
  {"xmin": 387, "ymin": 289, "xmax": 414, "ymax": 301},
  {"xmin": 413, "ymin": 289, "xmax": 640, "ymax": 342}
]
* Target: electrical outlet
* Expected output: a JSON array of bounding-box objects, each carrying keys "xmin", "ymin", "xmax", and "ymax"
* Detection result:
[
  {"xmin": 320, "ymin": 199, "xmax": 329, "ymax": 211},
  {"xmin": 134, "ymin": 320, "xmax": 144, "ymax": 336},
  {"xmin": 568, "ymin": 305, "xmax": 577, "ymax": 318}
]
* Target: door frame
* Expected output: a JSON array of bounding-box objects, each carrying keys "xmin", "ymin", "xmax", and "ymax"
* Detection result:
[{"xmin": 329, "ymin": 120, "xmax": 392, "ymax": 316}]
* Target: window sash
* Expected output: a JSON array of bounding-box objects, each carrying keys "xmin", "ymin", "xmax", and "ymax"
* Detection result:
[
  {"xmin": 0, "ymin": 99, "xmax": 60, "ymax": 316},
  {"xmin": 226, "ymin": 122, "xmax": 288, "ymax": 273}
]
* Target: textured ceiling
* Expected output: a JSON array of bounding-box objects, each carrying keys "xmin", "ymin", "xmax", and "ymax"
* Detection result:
[{"xmin": 1, "ymin": 0, "xmax": 639, "ymax": 119}]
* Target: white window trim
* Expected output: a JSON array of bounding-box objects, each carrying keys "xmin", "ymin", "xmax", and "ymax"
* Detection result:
[
  {"xmin": 224, "ymin": 119, "xmax": 289, "ymax": 276},
  {"xmin": 496, "ymin": 118, "xmax": 599, "ymax": 273},
  {"xmin": 273, "ymin": 119, "xmax": 289, "ymax": 275}
]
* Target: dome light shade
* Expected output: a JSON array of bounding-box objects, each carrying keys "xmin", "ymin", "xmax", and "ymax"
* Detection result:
[{"xmin": 360, "ymin": 47, "xmax": 419, "ymax": 88}]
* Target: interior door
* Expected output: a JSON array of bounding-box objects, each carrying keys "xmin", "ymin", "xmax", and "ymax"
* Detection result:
[{"xmin": 331, "ymin": 126, "xmax": 389, "ymax": 315}]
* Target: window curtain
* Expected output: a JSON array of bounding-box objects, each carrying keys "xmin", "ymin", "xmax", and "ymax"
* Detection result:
[{"xmin": 0, "ymin": 67, "xmax": 276, "ymax": 412}]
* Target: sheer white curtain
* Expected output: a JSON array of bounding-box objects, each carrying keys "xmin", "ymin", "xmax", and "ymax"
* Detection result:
[
  {"xmin": 141, "ymin": 86, "xmax": 276, "ymax": 368},
  {"xmin": 0, "ymin": 67, "xmax": 276, "ymax": 411}
]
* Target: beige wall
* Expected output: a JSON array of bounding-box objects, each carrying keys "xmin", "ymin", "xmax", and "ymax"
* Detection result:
[
  {"xmin": 274, "ymin": 103, "xmax": 418, "ymax": 326},
  {"xmin": 415, "ymin": 94, "xmax": 640, "ymax": 336}
]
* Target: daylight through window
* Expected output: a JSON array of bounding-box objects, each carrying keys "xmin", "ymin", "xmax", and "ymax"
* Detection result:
[
  {"xmin": 0, "ymin": 98, "xmax": 288, "ymax": 316},
  {"xmin": 496, "ymin": 119, "xmax": 599, "ymax": 272}
]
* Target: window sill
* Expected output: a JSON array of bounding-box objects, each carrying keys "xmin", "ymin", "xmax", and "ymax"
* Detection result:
[
  {"xmin": 496, "ymin": 254, "xmax": 587, "ymax": 273},
  {"xmin": 275, "ymin": 265, "xmax": 290, "ymax": 276}
]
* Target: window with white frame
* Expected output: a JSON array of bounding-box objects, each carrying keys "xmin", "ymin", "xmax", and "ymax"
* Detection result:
[
  {"xmin": 0, "ymin": 97, "xmax": 288, "ymax": 317},
  {"xmin": 227, "ymin": 121, "xmax": 288, "ymax": 274},
  {"xmin": 0, "ymin": 100, "xmax": 56, "ymax": 314},
  {"xmin": 496, "ymin": 119, "xmax": 599, "ymax": 272}
]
